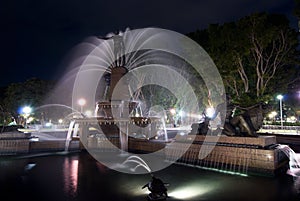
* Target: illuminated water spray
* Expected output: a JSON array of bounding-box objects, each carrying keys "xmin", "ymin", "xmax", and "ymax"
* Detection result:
[
  {"xmin": 121, "ymin": 155, "xmax": 151, "ymax": 173},
  {"xmin": 277, "ymin": 144, "xmax": 300, "ymax": 177},
  {"xmin": 67, "ymin": 27, "xmax": 225, "ymax": 174}
]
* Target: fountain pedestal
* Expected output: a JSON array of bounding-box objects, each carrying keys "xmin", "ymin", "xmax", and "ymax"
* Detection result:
[
  {"xmin": 95, "ymin": 65, "xmax": 165, "ymax": 152},
  {"xmin": 165, "ymin": 135, "xmax": 289, "ymax": 176}
]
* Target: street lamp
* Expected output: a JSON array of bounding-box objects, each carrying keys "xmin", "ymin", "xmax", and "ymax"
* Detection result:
[
  {"xmin": 78, "ymin": 98, "xmax": 86, "ymax": 114},
  {"xmin": 22, "ymin": 106, "xmax": 32, "ymax": 128},
  {"xmin": 276, "ymin": 95, "xmax": 283, "ymax": 129}
]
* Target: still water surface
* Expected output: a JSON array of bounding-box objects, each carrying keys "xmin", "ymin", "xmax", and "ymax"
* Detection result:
[{"xmin": 0, "ymin": 151, "xmax": 300, "ymax": 201}]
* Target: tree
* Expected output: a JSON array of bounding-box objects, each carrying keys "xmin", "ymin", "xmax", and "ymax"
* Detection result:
[
  {"xmin": 3, "ymin": 78, "xmax": 54, "ymax": 120},
  {"xmin": 188, "ymin": 12, "xmax": 299, "ymax": 107},
  {"xmin": 294, "ymin": 0, "xmax": 300, "ymax": 23}
]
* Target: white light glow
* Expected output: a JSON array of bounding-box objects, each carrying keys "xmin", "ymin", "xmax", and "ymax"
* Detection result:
[
  {"xmin": 45, "ymin": 122, "xmax": 52, "ymax": 127},
  {"xmin": 22, "ymin": 106, "xmax": 32, "ymax": 114},
  {"xmin": 277, "ymin": 94, "xmax": 283, "ymax": 100},
  {"xmin": 206, "ymin": 107, "xmax": 215, "ymax": 118},
  {"xmin": 85, "ymin": 110, "xmax": 93, "ymax": 117},
  {"xmin": 27, "ymin": 117, "xmax": 34, "ymax": 123},
  {"xmin": 179, "ymin": 131, "xmax": 186, "ymax": 136},
  {"xmin": 170, "ymin": 108, "xmax": 176, "ymax": 115},
  {"xmin": 178, "ymin": 110, "xmax": 184, "ymax": 117},
  {"xmin": 266, "ymin": 154, "xmax": 273, "ymax": 160},
  {"xmin": 78, "ymin": 98, "xmax": 86, "ymax": 106},
  {"xmin": 268, "ymin": 111, "xmax": 277, "ymax": 119},
  {"xmin": 197, "ymin": 166, "xmax": 248, "ymax": 177},
  {"xmin": 169, "ymin": 183, "xmax": 212, "ymax": 200}
]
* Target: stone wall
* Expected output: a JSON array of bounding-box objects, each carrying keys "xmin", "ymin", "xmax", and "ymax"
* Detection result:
[
  {"xmin": 0, "ymin": 139, "xmax": 30, "ymax": 155},
  {"xmin": 164, "ymin": 135, "xmax": 288, "ymax": 176}
]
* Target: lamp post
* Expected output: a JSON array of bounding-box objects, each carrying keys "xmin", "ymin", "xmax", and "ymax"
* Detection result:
[
  {"xmin": 78, "ymin": 98, "xmax": 86, "ymax": 114},
  {"xmin": 277, "ymin": 95, "xmax": 283, "ymax": 129},
  {"xmin": 22, "ymin": 106, "xmax": 32, "ymax": 128}
]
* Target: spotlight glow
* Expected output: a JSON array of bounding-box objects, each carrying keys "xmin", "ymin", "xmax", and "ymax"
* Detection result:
[
  {"xmin": 169, "ymin": 182, "xmax": 213, "ymax": 200},
  {"xmin": 206, "ymin": 107, "xmax": 215, "ymax": 118},
  {"xmin": 170, "ymin": 108, "xmax": 176, "ymax": 115},
  {"xmin": 22, "ymin": 106, "xmax": 32, "ymax": 115},
  {"xmin": 178, "ymin": 110, "xmax": 184, "ymax": 117},
  {"xmin": 78, "ymin": 98, "xmax": 86, "ymax": 106}
]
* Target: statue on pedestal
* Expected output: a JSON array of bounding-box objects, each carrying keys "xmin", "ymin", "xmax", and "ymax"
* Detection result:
[
  {"xmin": 112, "ymin": 31, "xmax": 125, "ymax": 67},
  {"xmin": 191, "ymin": 94, "xmax": 261, "ymax": 137}
]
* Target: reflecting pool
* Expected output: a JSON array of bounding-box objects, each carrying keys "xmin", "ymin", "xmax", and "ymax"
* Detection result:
[{"xmin": 0, "ymin": 151, "xmax": 299, "ymax": 201}]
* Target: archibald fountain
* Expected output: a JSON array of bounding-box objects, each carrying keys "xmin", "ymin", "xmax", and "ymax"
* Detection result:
[{"xmin": 65, "ymin": 28, "xmax": 298, "ymax": 179}]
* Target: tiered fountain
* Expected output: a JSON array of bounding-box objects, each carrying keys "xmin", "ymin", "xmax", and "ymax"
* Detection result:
[
  {"xmin": 86, "ymin": 32, "xmax": 166, "ymax": 154},
  {"xmin": 94, "ymin": 66, "xmax": 163, "ymax": 153}
]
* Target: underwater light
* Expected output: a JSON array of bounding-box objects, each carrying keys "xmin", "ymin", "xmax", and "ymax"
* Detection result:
[{"xmin": 197, "ymin": 166, "xmax": 248, "ymax": 177}]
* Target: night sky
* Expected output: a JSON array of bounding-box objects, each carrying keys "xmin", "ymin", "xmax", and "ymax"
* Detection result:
[{"xmin": 0, "ymin": 0, "xmax": 297, "ymax": 87}]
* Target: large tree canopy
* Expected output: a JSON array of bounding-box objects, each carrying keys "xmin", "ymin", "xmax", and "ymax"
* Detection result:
[
  {"xmin": 3, "ymin": 78, "xmax": 54, "ymax": 118},
  {"xmin": 188, "ymin": 12, "xmax": 299, "ymax": 108}
]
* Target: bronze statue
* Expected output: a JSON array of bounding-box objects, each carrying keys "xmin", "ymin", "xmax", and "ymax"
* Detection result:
[
  {"xmin": 215, "ymin": 95, "xmax": 258, "ymax": 137},
  {"xmin": 191, "ymin": 94, "xmax": 259, "ymax": 137},
  {"xmin": 222, "ymin": 106, "xmax": 258, "ymax": 137},
  {"xmin": 112, "ymin": 32, "xmax": 125, "ymax": 67}
]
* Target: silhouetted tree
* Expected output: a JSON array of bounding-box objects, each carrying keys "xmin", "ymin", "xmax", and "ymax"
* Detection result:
[
  {"xmin": 188, "ymin": 12, "xmax": 299, "ymax": 107},
  {"xmin": 3, "ymin": 78, "xmax": 54, "ymax": 120}
]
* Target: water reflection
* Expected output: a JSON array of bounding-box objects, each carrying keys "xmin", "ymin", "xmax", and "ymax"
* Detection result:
[
  {"xmin": 63, "ymin": 157, "xmax": 78, "ymax": 197},
  {"xmin": 294, "ymin": 177, "xmax": 300, "ymax": 194},
  {"xmin": 1, "ymin": 152, "xmax": 300, "ymax": 201}
]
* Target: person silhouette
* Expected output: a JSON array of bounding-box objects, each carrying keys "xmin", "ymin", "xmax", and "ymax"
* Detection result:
[{"xmin": 142, "ymin": 175, "xmax": 168, "ymax": 198}]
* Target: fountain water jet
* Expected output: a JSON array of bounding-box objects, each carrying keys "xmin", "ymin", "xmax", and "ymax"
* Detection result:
[
  {"xmin": 69, "ymin": 28, "xmax": 224, "ymax": 174},
  {"xmin": 94, "ymin": 32, "xmax": 168, "ymax": 152},
  {"xmin": 117, "ymin": 155, "xmax": 152, "ymax": 173},
  {"xmin": 276, "ymin": 144, "xmax": 300, "ymax": 177}
]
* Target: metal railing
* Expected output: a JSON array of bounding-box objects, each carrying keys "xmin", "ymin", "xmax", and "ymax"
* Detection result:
[
  {"xmin": 262, "ymin": 125, "xmax": 300, "ymax": 130},
  {"xmin": 260, "ymin": 125, "xmax": 300, "ymax": 135}
]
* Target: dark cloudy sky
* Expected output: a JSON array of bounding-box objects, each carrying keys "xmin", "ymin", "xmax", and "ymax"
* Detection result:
[{"xmin": 0, "ymin": 0, "xmax": 297, "ymax": 86}]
